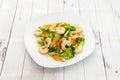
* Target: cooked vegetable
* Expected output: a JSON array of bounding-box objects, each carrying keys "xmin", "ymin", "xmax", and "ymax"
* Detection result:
[
  {"xmin": 48, "ymin": 45, "xmax": 57, "ymax": 56},
  {"xmin": 56, "ymin": 39, "xmax": 62, "ymax": 53},
  {"xmin": 60, "ymin": 47, "xmax": 74, "ymax": 60},
  {"xmin": 70, "ymin": 39, "xmax": 76, "ymax": 45},
  {"xmin": 64, "ymin": 25, "xmax": 76, "ymax": 31},
  {"xmin": 70, "ymin": 45, "xmax": 75, "ymax": 50},
  {"xmin": 60, "ymin": 49, "xmax": 64, "ymax": 54},
  {"xmin": 51, "ymin": 55, "xmax": 64, "ymax": 62},
  {"xmin": 56, "ymin": 23, "xmax": 60, "ymax": 27},
  {"xmin": 64, "ymin": 29, "xmax": 70, "ymax": 39},
  {"xmin": 37, "ymin": 37, "xmax": 44, "ymax": 46},
  {"xmin": 48, "ymin": 52, "xmax": 56, "ymax": 56},
  {"xmin": 49, "ymin": 32, "xmax": 55, "ymax": 39},
  {"xmin": 77, "ymin": 38, "xmax": 85, "ymax": 46},
  {"xmin": 34, "ymin": 22, "xmax": 85, "ymax": 62},
  {"xmin": 40, "ymin": 33, "xmax": 49, "ymax": 37},
  {"xmin": 39, "ymin": 27, "xmax": 49, "ymax": 33},
  {"xmin": 50, "ymin": 36, "xmax": 60, "ymax": 47},
  {"xmin": 49, "ymin": 45, "xmax": 57, "ymax": 52}
]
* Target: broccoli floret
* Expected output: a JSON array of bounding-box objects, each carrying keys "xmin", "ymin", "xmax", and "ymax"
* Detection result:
[
  {"xmin": 77, "ymin": 38, "xmax": 85, "ymax": 46},
  {"xmin": 48, "ymin": 45, "xmax": 57, "ymax": 55},
  {"xmin": 64, "ymin": 25, "xmax": 76, "ymax": 31},
  {"xmin": 64, "ymin": 29, "xmax": 70, "ymax": 39},
  {"xmin": 48, "ymin": 52, "xmax": 56, "ymax": 56},
  {"xmin": 49, "ymin": 32, "xmax": 55, "ymax": 39},
  {"xmin": 49, "ymin": 45, "xmax": 57, "ymax": 52},
  {"xmin": 37, "ymin": 37, "xmax": 44, "ymax": 46},
  {"xmin": 39, "ymin": 26, "xmax": 49, "ymax": 33},
  {"xmin": 60, "ymin": 47, "xmax": 74, "ymax": 60}
]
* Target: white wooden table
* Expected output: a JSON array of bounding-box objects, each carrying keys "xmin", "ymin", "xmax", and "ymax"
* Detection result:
[{"xmin": 0, "ymin": 0, "xmax": 120, "ymax": 80}]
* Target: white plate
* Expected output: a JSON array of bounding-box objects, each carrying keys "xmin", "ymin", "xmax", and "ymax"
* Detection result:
[{"xmin": 24, "ymin": 13, "xmax": 95, "ymax": 68}]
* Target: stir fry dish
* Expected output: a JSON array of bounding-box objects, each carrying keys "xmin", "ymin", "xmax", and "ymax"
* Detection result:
[{"xmin": 34, "ymin": 22, "xmax": 85, "ymax": 62}]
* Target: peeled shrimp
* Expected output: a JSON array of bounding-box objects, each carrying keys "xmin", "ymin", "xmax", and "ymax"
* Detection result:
[
  {"xmin": 58, "ymin": 22, "xmax": 67, "ymax": 27},
  {"xmin": 61, "ymin": 40, "xmax": 71, "ymax": 50},
  {"xmin": 70, "ymin": 31, "xmax": 81, "ymax": 39},
  {"xmin": 49, "ymin": 24, "xmax": 56, "ymax": 32},
  {"xmin": 34, "ymin": 28, "xmax": 42, "ymax": 37},
  {"xmin": 39, "ymin": 46, "xmax": 49, "ymax": 54},
  {"xmin": 74, "ymin": 45, "xmax": 82, "ymax": 53},
  {"xmin": 44, "ymin": 37, "xmax": 52, "ymax": 47},
  {"xmin": 55, "ymin": 27, "xmax": 65, "ymax": 34},
  {"xmin": 78, "ymin": 34, "xmax": 84, "ymax": 38},
  {"xmin": 76, "ymin": 26, "xmax": 83, "ymax": 33}
]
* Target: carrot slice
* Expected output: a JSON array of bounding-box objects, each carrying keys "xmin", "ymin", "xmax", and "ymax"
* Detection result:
[
  {"xmin": 51, "ymin": 55, "xmax": 64, "ymax": 62},
  {"xmin": 70, "ymin": 39, "xmax": 76, "ymax": 45},
  {"xmin": 50, "ymin": 36, "xmax": 60, "ymax": 47},
  {"xmin": 40, "ymin": 33, "xmax": 49, "ymax": 37},
  {"xmin": 56, "ymin": 39, "xmax": 62, "ymax": 53}
]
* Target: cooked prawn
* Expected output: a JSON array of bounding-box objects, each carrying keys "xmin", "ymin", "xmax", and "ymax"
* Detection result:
[
  {"xmin": 57, "ymin": 22, "xmax": 67, "ymax": 27},
  {"xmin": 61, "ymin": 40, "xmax": 71, "ymax": 50},
  {"xmin": 70, "ymin": 31, "xmax": 81, "ymax": 39},
  {"xmin": 76, "ymin": 26, "xmax": 83, "ymax": 33},
  {"xmin": 39, "ymin": 46, "xmax": 49, "ymax": 54},
  {"xmin": 74, "ymin": 45, "xmax": 82, "ymax": 53},
  {"xmin": 44, "ymin": 37, "xmax": 52, "ymax": 47},
  {"xmin": 78, "ymin": 34, "xmax": 84, "ymax": 38},
  {"xmin": 49, "ymin": 24, "xmax": 56, "ymax": 32},
  {"xmin": 55, "ymin": 27, "xmax": 65, "ymax": 34},
  {"xmin": 34, "ymin": 28, "xmax": 42, "ymax": 37}
]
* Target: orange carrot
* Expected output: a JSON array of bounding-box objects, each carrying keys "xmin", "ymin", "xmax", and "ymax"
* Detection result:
[
  {"xmin": 40, "ymin": 33, "xmax": 49, "ymax": 37},
  {"xmin": 50, "ymin": 36, "xmax": 60, "ymax": 47},
  {"xmin": 70, "ymin": 39, "xmax": 76, "ymax": 45},
  {"xmin": 51, "ymin": 55, "xmax": 64, "ymax": 62},
  {"xmin": 56, "ymin": 39, "xmax": 62, "ymax": 53}
]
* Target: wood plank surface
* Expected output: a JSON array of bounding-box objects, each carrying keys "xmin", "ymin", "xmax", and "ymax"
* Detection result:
[
  {"xmin": 0, "ymin": 0, "xmax": 120, "ymax": 80},
  {"xmin": 0, "ymin": 0, "xmax": 18, "ymax": 75},
  {"xmin": 0, "ymin": 0, "xmax": 33, "ymax": 80},
  {"xmin": 94, "ymin": 0, "xmax": 120, "ymax": 80},
  {"xmin": 79, "ymin": 0, "xmax": 106, "ymax": 80}
]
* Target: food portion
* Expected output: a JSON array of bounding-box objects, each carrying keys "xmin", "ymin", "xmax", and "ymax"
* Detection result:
[{"xmin": 34, "ymin": 22, "xmax": 85, "ymax": 62}]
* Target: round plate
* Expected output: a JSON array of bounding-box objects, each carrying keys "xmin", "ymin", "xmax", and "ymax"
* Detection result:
[{"xmin": 24, "ymin": 13, "xmax": 95, "ymax": 68}]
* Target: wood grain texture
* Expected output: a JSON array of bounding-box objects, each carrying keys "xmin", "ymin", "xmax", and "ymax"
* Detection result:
[
  {"xmin": 0, "ymin": 0, "xmax": 120, "ymax": 80},
  {"xmin": 0, "ymin": 0, "xmax": 33, "ymax": 79},
  {"xmin": 0, "ymin": 0, "xmax": 18, "ymax": 75},
  {"xmin": 63, "ymin": 0, "xmax": 79, "ymax": 15},
  {"xmin": 30, "ymin": 0, "xmax": 48, "ymax": 21},
  {"xmin": 22, "ymin": 52, "xmax": 43, "ymax": 80},
  {"xmin": 79, "ymin": 0, "xmax": 106, "ymax": 80},
  {"xmin": 94, "ymin": 0, "xmax": 120, "ymax": 80},
  {"xmin": 21, "ymin": 0, "xmax": 45, "ymax": 80}
]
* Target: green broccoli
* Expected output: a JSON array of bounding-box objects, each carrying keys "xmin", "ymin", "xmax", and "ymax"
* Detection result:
[
  {"xmin": 49, "ymin": 45, "xmax": 57, "ymax": 52},
  {"xmin": 48, "ymin": 45, "xmax": 57, "ymax": 55},
  {"xmin": 37, "ymin": 37, "xmax": 44, "ymax": 46},
  {"xmin": 64, "ymin": 29, "xmax": 70, "ymax": 39},
  {"xmin": 64, "ymin": 25, "xmax": 76, "ymax": 31},
  {"xmin": 77, "ymin": 38, "xmax": 85, "ymax": 46},
  {"xmin": 39, "ymin": 26, "xmax": 49, "ymax": 33},
  {"xmin": 49, "ymin": 32, "xmax": 55, "ymax": 39},
  {"xmin": 60, "ymin": 47, "xmax": 74, "ymax": 60},
  {"xmin": 48, "ymin": 52, "xmax": 56, "ymax": 56}
]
